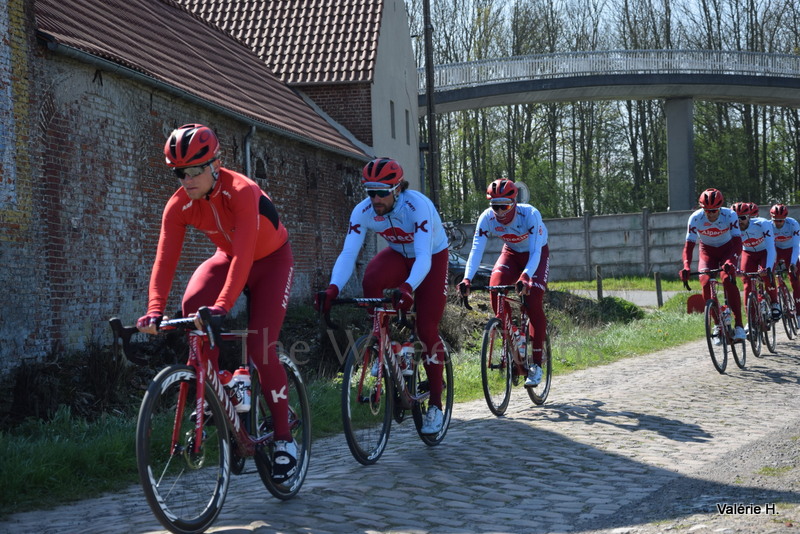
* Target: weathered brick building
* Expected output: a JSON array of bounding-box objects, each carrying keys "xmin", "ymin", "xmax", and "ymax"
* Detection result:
[{"xmin": 0, "ymin": 0, "xmax": 420, "ymax": 371}]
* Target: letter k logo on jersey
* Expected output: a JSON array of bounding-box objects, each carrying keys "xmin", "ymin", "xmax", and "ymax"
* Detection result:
[
  {"xmin": 348, "ymin": 223, "xmax": 361, "ymax": 235},
  {"xmin": 479, "ymin": 229, "xmax": 489, "ymax": 238},
  {"xmin": 415, "ymin": 220, "xmax": 429, "ymax": 233}
]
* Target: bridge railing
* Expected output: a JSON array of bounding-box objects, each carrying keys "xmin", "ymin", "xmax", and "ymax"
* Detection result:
[{"xmin": 419, "ymin": 49, "xmax": 800, "ymax": 92}]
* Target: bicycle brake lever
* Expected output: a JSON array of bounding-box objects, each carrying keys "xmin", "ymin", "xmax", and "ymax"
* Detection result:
[
  {"xmin": 461, "ymin": 294, "xmax": 473, "ymax": 311},
  {"xmin": 683, "ymin": 280, "xmax": 692, "ymax": 291},
  {"xmin": 197, "ymin": 307, "xmax": 217, "ymax": 349},
  {"xmin": 108, "ymin": 317, "xmax": 148, "ymax": 366}
]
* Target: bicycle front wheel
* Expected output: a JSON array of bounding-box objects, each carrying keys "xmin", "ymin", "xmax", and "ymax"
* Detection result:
[
  {"xmin": 779, "ymin": 285, "xmax": 797, "ymax": 340},
  {"xmin": 746, "ymin": 292, "xmax": 761, "ymax": 358},
  {"xmin": 341, "ymin": 335, "xmax": 393, "ymax": 465},
  {"xmin": 527, "ymin": 331, "xmax": 553, "ymax": 406},
  {"xmin": 137, "ymin": 365, "xmax": 231, "ymax": 534},
  {"xmin": 252, "ymin": 354, "xmax": 311, "ymax": 500},
  {"xmin": 480, "ymin": 317, "xmax": 512, "ymax": 416},
  {"xmin": 762, "ymin": 294, "xmax": 777, "ymax": 353},
  {"xmin": 704, "ymin": 300, "xmax": 727, "ymax": 373},
  {"xmin": 413, "ymin": 337, "xmax": 454, "ymax": 446}
]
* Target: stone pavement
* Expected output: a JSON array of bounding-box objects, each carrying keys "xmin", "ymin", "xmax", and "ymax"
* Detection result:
[{"xmin": 3, "ymin": 331, "xmax": 800, "ymax": 534}]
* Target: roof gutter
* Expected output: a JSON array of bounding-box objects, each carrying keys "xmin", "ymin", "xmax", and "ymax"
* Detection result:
[{"xmin": 43, "ymin": 39, "xmax": 369, "ymax": 162}]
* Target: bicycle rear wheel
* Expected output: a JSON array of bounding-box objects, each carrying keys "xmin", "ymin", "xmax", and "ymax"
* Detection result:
[
  {"xmin": 746, "ymin": 292, "xmax": 761, "ymax": 358},
  {"xmin": 413, "ymin": 337, "xmax": 454, "ymax": 446},
  {"xmin": 761, "ymin": 294, "xmax": 777, "ymax": 353},
  {"xmin": 252, "ymin": 354, "xmax": 311, "ymax": 500},
  {"xmin": 779, "ymin": 285, "xmax": 797, "ymax": 340},
  {"xmin": 704, "ymin": 300, "xmax": 727, "ymax": 373},
  {"xmin": 341, "ymin": 335, "xmax": 393, "ymax": 465},
  {"xmin": 527, "ymin": 331, "xmax": 553, "ymax": 406},
  {"xmin": 480, "ymin": 317, "xmax": 512, "ymax": 416},
  {"xmin": 137, "ymin": 365, "xmax": 230, "ymax": 534}
]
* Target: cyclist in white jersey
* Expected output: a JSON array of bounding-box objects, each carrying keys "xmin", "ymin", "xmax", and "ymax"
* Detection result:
[
  {"xmin": 680, "ymin": 188, "xmax": 745, "ymax": 341},
  {"xmin": 458, "ymin": 179, "xmax": 549, "ymax": 388},
  {"xmin": 732, "ymin": 202, "xmax": 780, "ymax": 320},
  {"xmin": 315, "ymin": 158, "xmax": 449, "ymax": 435},
  {"xmin": 770, "ymin": 203, "xmax": 800, "ymax": 310}
]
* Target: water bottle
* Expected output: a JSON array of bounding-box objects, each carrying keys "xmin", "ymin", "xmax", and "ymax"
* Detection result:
[
  {"xmin": 232, "ymin": 367, "xmax": 251, "ymax": 413},
  {"xmin": 219, "ymin": 370, "xmax": 240, "ymax": 409},
  {"xmin": 512, "ymin": 325, "xmax": 527, "ymax": 358},
  {"xmin": 400, "ymin": 341, "xmax": 415, "ymax": 376}
]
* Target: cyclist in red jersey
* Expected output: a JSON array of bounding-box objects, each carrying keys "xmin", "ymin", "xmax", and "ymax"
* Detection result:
[
  {"xmin": 679, "ymin": 188, "xmax": 745, "ymax": 341},
  {"xmin": 136, "ymin": 124, "xmax": 297, "ymax": 482}
]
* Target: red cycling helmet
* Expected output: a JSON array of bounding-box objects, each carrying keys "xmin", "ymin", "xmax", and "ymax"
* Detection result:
[
  {"xmin": 771, "ymin": 203, "xmax": 789, "ymax": 220},
  {"xmin": 698, "ymin": 188, "xmax": 724, "ymax": 210},
  {"xmin": 362, "ymin": 158, "xmax": 404, "ymax": 186},
  {"xmin": 164, "ymin": 124, "xmax": 219, "ymax": 168},
  {"xmin": 747, "ymin": 202, "xmax": 759, "ymax": 217},
  {"xmin": 486, "ymin": 179, "xmax": 518, "ymax": 201},
  {"xmin": 730, "ymin": 202, "xmax": 748, "ymax": 216}
]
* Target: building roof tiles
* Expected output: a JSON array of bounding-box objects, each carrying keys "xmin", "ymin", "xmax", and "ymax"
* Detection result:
[
  {"xmin": 175, "ymin": 0, "xmax": 382, "ymax": 85},
  {"xmin": 34, "ymin": 0, "xmax": 365, "ymax": 158}
]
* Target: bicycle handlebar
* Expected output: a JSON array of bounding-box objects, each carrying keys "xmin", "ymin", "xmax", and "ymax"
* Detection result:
[
  {"xmin": 317, "ymin": 292, "xmax": 412, "ymax": 330},
  {"xmin": 460, "ymin": 284, "xmax": 521, "ymax": 311},
  {"xmin": 108, "ymin": 306, "xmax": 225, "ymax": 366},
  {"xmin": 682, "ymin": 268, "xmax": 723, "ymax": 291}
]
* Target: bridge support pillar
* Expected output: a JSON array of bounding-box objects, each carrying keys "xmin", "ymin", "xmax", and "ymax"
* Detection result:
[{"xmin": 666, "ymin": 98, "xmax": 695, "ymax": 211}]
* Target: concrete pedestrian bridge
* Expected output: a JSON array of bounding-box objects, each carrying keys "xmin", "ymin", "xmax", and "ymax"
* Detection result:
[
  {"xmin": 418, "ymin": 49, "xmax": 800, "ymax": 113},
  {"xmin": 418, "ymin": 49, "xmax": 800, "ymax": 210}
]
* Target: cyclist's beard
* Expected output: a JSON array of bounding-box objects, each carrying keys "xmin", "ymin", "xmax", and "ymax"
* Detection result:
[{"xmin": 496, "ymin": 205, "xmax": 516, "ymax": 225}]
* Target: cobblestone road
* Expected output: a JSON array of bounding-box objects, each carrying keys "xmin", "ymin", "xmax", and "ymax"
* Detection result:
[{"xmin": 3, "ymin": 331, "xmax": 800, "ymax": 534}]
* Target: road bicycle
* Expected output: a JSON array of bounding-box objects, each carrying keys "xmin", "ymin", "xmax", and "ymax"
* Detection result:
[
  {"xmin": 462, "ymin": 285, "xmax": 552, "ymax": 416},
  {"xmin": 774, "ymin": 260, "xmax": 797, "ymax": 340},
  {"xmin": 443, "ymin": 219, "xmax": 468, "ymax": 250},
  {"xmin": 320, "ymin": 294, "xmax": 453, "ymax": 465},
  {"xmin": 684, "ymin": 269, "xmax": 745, "ymax": 373},
  {"xmin": 109, "ymin": 307, "xmax": 310, "ymax": 534},
  {"xmin": 742, "ymin": 271, "xmax": 776, "ymax": 359}
]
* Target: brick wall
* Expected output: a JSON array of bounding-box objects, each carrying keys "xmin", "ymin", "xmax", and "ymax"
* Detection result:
[
  {"xmin": 0, "ymin": 12, "xmax": 372, "ymax": 372},
  {"xmin": 299, "ymin": 84, "xmax": 373, "ymax": 146}
]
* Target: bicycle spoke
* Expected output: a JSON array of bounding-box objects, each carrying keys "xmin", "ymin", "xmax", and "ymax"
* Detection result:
[
  {"xmin": 137, "ymin": 365, "xmax": 230, "ymax": 534},
  {"xmin": 480, "ymin": 318, "xmax": 511, "ymax": 416},
  {"xmin": 341, "ymin": 336, "xmax": 393, "ymax": 465}
]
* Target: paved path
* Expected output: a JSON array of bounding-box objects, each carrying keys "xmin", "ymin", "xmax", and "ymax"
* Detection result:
[{"xmin": 2, "ymin": 331, "xmax": 800, "ymax": 534}]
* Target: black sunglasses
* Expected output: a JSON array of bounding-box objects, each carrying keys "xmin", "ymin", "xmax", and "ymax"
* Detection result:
[
  {"xmin": 366, "ymin": 185, "xmax": 398, "ymax": 198},
  {"xmin": 704, "ymin": 209, "xmax": 719, "ymax": 213},
  {"xmin": 491, "ymin": 204, "xmax": 512, "ymax": 212},
  {"xmin": 738, "ymin": 215, "xmax": 748, "ymax": 220},
  {"xmin": 174, "ymin": 159, "xmax": 216, "ymax": 180}
]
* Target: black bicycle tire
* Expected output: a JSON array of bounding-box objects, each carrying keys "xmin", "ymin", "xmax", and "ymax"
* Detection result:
[
  {"xmin": 527, "ymin": 331, "xmax": 553, "ymax": 405},
  {"xmin": 779, "ymin": 285, "xmax": 796, "ymax": 340},
  {"xmin": 746, "ymin": 292, "xmax": 761, "ymax": 358},
  {"xmin": 252, "ymin": 354, "xmax": 311, "ymax": 500},
  {"xmin": 704, "ymin": 300, "xmax": 727, "ymax": 373},
  {"xmin": 480, "ymin": 317, "xmax": 512, "ymax": 416},
  {"xmin": 414, "ymin": 336, "xmax": 454, "ymax": 445},
  {"xmin": 762, "ymin": 292, "xmax": 777, "ymax": 353},
  {"xmin": 136, "ymin": 364, "xmax": 231, "ymax": 534},
  {"xmin": 452, "ymin": 226, "xmax": 468, "ymax": 250},
  {"xmin": 341, "ymin": 335, "xmax": 393, "ymax": 465}
]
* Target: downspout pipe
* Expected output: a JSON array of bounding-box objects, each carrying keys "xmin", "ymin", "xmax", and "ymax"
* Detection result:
[
  {"xmin": 43, "ymin": 39, "xmax": 369, "ymax": 162},
  {"xmin": 244, "ymin": 126, "xmax": 255, "ymax": 177}
]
